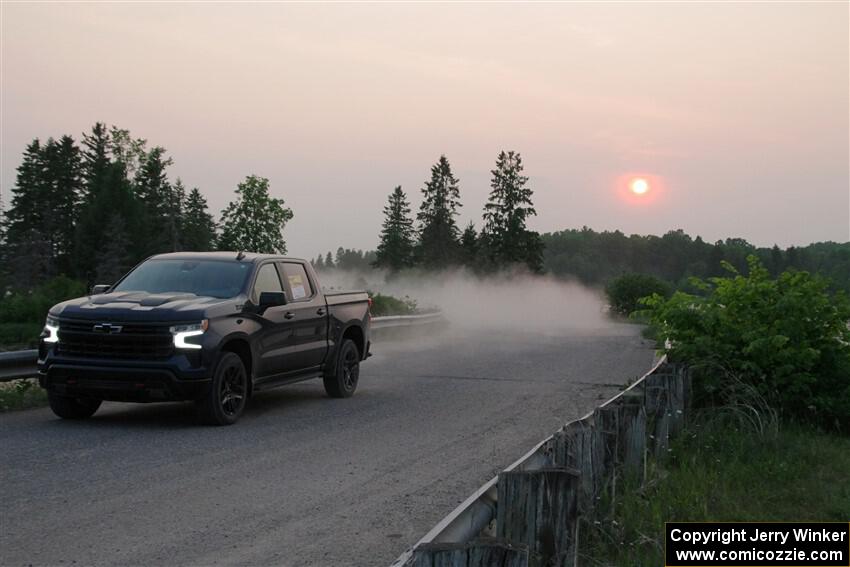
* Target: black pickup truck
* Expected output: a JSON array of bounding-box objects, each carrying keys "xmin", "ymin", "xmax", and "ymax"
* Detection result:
[{"xmin": 38, "ymin": 252, "xmax": 371, "ymax": 425}]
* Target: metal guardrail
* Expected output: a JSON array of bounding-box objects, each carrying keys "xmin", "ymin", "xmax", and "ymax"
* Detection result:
[
  {"xmin": 371, "ymin": 312, "xmax": 444, "ymax": 329},
  {"xmin": 389, "ymin": 352, "xmax": 669, "ymax": 567},
  {"xmin": 0, "ymin": 313, "xmax": 446, "ymax": 383},
  {"xmin": 0, "ymin": 349, "xmax": 39, "ymax": 382}
]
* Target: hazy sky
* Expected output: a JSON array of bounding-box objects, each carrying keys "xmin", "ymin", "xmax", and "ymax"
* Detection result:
[{"xmin": 2, "ymin": 2, "xmax": 848, "ymax": 258}]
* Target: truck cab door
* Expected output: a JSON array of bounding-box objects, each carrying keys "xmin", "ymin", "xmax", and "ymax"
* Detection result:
[
  {"xmin": 277, "ymin": 261, "xmax": 329, "ymax": 371},
  {"xmin": 250, "ymin": 262, "xmax": 292, "ymax": 378}
]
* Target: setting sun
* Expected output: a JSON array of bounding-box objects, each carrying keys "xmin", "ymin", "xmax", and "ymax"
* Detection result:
[
  {"xmin": 630, "ymin": 177, "xmax": 650, "ymax": 195},
  {"xmin": 616, "ymin": 173, "xmax": 664, "ymax": 206}
]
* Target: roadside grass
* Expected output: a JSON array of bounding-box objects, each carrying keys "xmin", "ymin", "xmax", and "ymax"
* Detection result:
[
  {"xmin": 580, "ymin": 419, "xmax": 850, "ymax": 566},
  {"xmin": 0, "ymin": 379, "xmax": 48, "ymax": 412}
]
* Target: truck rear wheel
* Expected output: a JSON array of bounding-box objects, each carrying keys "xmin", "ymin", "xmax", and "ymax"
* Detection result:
[
  {"xmin": 48, "ymin": 393, "xmax": 101, "ymax": 420},
  {"xmin": 195, "ymin": 352, "xmax": 248, "ymax": 426},
  {"xmin": 324, "ymin": 339, "xmax": 360, "ymax": 398}
]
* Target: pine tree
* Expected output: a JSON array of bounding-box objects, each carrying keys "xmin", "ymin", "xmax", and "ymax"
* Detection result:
[
  {"xmin": 95, "ymin": 212, "xmax": 133, "ymax": 283},
  {"xmin": 4, "ymin": 140, "xmax": 51, "ymax": 286},
  {"xmin": 75, "ymin": 161, "xmax": 142, "ymax": 282},
  {"xmin": 325, "ymin": 251, "xmax": 334, "ymax": 268},
  {"xmin": 4, "ymin": 136, "xmax": 83, "ymax": 284},
  {"xmin": 460, "ymin": 222, "xmax": 479, "ymax": 269},
  {"xmin": 314, "ymin": 254, "xmax": 325, "ymax": 269},
  {"xmin": 165, "ymin": 179, "xmax": 186, "ymax": 251},
  {"xmin": 181, "ymin": 187, "xmax": 217, "ymax": 251},
  {"xmin": 417, "ymin": 155, "xmax": 462, "ymax": 268},
  {"xmin": 219, "ymin": 175, "xmax": 293, "ymax": 253},
  {"xmin": 76, "ymin": 124, "xmax": 112, "ymax": 279},
  {"xmin": 374, "ymin": 186, "xmax": 416, "ymax": 272},
  {"xmin": 134, "ymin": 146, "xmax": 174, "ymax": 255},
  {"xmin": 481, "ymin": 151, "xmax": 543, "ymax": 272},
  {"xmin": 45, "ymin": 135, "xmax": 84, "ymax": 273},
  {"xmin": 81, "ymin": 123, "xmax": 111, "ymax": 200}
]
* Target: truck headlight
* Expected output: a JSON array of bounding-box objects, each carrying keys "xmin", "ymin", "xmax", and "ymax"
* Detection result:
[
  {"xmin": 43, "ymin": 315, "xmax": 60, "ymax": 344},
  {"xmin": 170, "ymin": 320, "xmax": 208, "ymax": 349}
]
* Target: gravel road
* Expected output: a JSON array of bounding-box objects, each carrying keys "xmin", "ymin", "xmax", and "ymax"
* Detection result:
[{"xmin": 0, "ymin": 324, "xmax": 653, "ymax": 567}]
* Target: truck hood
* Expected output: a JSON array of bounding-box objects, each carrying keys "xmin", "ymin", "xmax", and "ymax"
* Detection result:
[{"xmin": 50, "ymin": 291, "xmax": 243, "ymax": 322}]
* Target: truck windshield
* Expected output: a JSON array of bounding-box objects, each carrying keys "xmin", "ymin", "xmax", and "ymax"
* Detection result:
[{"xmin": 113, "ymin": 259, "xmax": 252, "ymax": 298}]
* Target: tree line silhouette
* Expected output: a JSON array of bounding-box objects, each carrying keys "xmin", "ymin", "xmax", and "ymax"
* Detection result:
[
  {"xmin": 313, "ymin": 151, "xmax": 543, "ymax": 275},
  {"xmin": 0, "ymin": 123, "xmax": 292, "ymax": 289},
  {"xmin": 2, "ymin": 123, "xmax": 847, "ymax": 297}
]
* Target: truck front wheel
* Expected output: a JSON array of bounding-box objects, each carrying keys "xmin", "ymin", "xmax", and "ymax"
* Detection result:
[
  {"xmin": 324, "ymin": 339, "xmax": 360, "ymax": 398},
  {"xmin": 195, "ymin": 352, "xmax": 248, "ymax": 425},
  {"xmin": 48, "ymin": 393, "xmax": 101, "ymax": 420}
]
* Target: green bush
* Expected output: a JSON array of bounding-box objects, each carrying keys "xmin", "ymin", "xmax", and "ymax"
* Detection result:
[
  {"xmin": 368, "ymin": 292, "xmax": 418, "ymax": 317},
  {"xmin": 0, "ymin": 276, "xmax": 87, "ymax": 348},
  {"xmin": 642, "ymin": 256, "xmax": 850, "ymax": 430},
  {"xmin": 606, "ymin": 273, "xmax": 671, "ymax": 316}
]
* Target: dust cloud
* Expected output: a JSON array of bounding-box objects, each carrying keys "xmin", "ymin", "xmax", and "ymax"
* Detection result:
[{"xmin": 318, "ymin": 267, "xmax": 628, "ymax": 337}]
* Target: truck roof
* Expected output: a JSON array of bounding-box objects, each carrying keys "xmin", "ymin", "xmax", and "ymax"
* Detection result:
[{"xmin": 149, "ymin": 251, "xmax": 304, "ymax": 264}]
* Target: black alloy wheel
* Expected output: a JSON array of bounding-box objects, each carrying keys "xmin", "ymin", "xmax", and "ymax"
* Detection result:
[
  {"xmin": 196, "ymin": 351, "xmax": 248, "ymax": 425},
  {"xmin": 323, "ymin": 339, "xmax": 360, "ymax": 398}
]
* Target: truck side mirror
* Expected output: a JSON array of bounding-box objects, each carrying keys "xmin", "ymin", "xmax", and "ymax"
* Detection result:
[
  {"xmin": 258, "ymin": 291, "xmax": 287, "ymax": 313},
  {"xmin": 91, "ymin": 284, "xmax": 111, "ymax": 295}
]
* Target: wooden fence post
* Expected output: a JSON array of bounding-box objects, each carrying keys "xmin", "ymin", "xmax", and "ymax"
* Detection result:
[
  {"xmin": 644, "ymin": 363, "xmax": 674, "ymax": 459},
  {"xmin": 592, "ymin": 404, "xmax": 618, "ymax": 495},
  {"xmin": 496, "ymin": 468, "xmax": 579, "ymax": 567},
  {"xmin": 668, "ymin": 363, "xmax": 687, "ymax": 437},
  {"xmin": 549, "ymin": 419, "xmax": 595, "ymax": 513},
  {"xmin": 407, "ymin": 541, "xmax": 533, "ymax": 567},
  {"xmin": 615, "ymin": 396, "xmax": 647, "ymax": 484}
]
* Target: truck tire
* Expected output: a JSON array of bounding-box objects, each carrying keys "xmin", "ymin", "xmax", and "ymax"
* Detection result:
[
  {"xmin": 195, "ymin": 352, "xmax": 248, "ymax": 426},
  {"xmin": 48, "ymin": 393, "xmax": 101, "ymax": 420},
  {"xmin": 324, "ymin": 339, "xmax": 360, "ymax": 398}
]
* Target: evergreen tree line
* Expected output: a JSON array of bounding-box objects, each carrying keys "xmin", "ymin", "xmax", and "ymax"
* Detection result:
[
  {"xmin": 542, "ymin": 227, "xmax": 850, "ymax": 293},
  {"xmin": 317, "ymin": 152, "xmax": 849, "ymax": 293},
  {"xmin": 312, "ymin": 248, "xmax": 378, "ymax": 272},
  {"xmin": 0, "ymin": 123, "xmax": 293, "ymax": 289},
  {"xmin": 363, "ymin": 151, "xmax": 543, "ymax": 275},
  {"xmin": 4, "ymin": 125, "xmax": 846, "ymax": 294}
]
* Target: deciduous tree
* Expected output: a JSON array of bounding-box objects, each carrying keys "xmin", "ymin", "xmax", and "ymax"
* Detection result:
[{"xmin": 218, "ymin": 175, "xmax": 293, "ymax": 254}]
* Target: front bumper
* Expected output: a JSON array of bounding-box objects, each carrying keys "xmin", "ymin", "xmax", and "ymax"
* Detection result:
[{"xmin": 38, "ymin": 347, "xmax": 213, "ymax": 402}]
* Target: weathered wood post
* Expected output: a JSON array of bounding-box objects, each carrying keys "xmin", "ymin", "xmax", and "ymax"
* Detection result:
[
  {"xmin": 407, "ymin": 541, "xmax": 533, "ymax": 567},
  {"xmin": 550, "ymin": 419, "xmax": 596, "ymax": 513},
  {"xmin": 591, "ymin": 403, "xmax": 619, "ymax": 506},
  {"xmin": 668, "ymin": 363, "xmax": 687, "ymax": 437},
  {"xmin": 496, "ymin": 468, "xmax": 579, "ymax": 567},
  {"xmin": 644, "ymin": 362, "xmax": 674, "ymax": 459},
  {"xmin": 615, "ymin": 395, "xmax": 647, "ymax": 484},
  {"xmin": 645, "ymin": 361, "xmax": 691, "ymax": 459}
]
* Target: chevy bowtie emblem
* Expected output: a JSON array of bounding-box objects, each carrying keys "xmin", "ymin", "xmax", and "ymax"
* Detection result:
[{"xmin": 93, "ymin": 323, "xmax": 123, "ymax": 334}]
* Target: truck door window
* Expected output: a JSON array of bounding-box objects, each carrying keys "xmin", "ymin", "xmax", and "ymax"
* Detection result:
[
  {"xmin": 252, "ymin": 263, "xmax": 284, "ymax": 303},
  {"xmin": 281, "ymin": 263, "xmax": 313, "ymax": 301}
]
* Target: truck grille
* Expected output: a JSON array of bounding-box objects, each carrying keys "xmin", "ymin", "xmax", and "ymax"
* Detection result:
[{"xmin": 56, "ymin": 320, "xmax": 174, "ymax": 359}]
